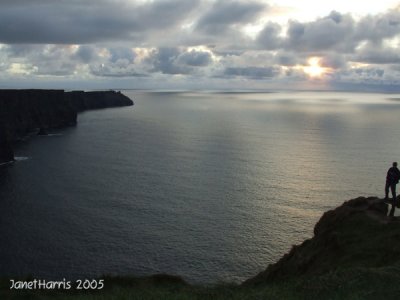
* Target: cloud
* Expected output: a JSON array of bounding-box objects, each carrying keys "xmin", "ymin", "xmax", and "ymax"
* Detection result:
[
  {"xmin": 355, "ymin": 7, "xmax": 400, "ymax": 43},
  {"xmin": 275, "ymin": 52, "xmax": 298, "ymax": 67},
  {"xmin": 0, "ymin": 1, "xmax": 400, "ymax": 90},
  {"xmin": 284, "ymin": 11, "xmax": 356, "ymax": 53},
  {"xmin": 147, "ymin": 47, "xmax": 188, "ymax": 75},
  {"xmin": 256, "ymin": 22, "xmax": 283, "ymax": 50},
  {"xmin": 329, "ymin": 59, "xmax": 400, "ymax": 91},
  {"xmin": 325, "ymin": 63, "xmax": 394, "ymax": 87},
  {"xmin": 90, "ymin": 61, "xmax": 147, "ymax": 78},
  {"xmin": 4, "ymin": 44, "xmax": 80, "ymax": 76},
  {"xmin": 5, "ymin": 44, "xmax": 41, "ymax": 57},
  {"xmin": 276, "ymin": 8, "xmax": 400, "ymax": 54},
  {"xmin": 354, "ymin": 43, "xmax": 400, "ymax": 64},
  {"xmin": 108, "ymin": 47, "xmax": 136, "ymax": 64},
  {"xmin": 319, "ymin": 53, "xmax": 347, "ymax": 69},
  {"xmin": 223, "ymin": 66, "xmax": 281, "ymax": 79},
  {"xmin": 75, "ymin": 45, "xmax": 96, "ymax": 63},
  {"xmin": 177, "ymin": 50, "xmax": 213, "ymax": 67},
  {"xmin": 195, "ymin": 0, "xmax": 268, "ymax": 34},
  {"xmin": 146, "ymin": 47, "xmax": 215, "ymax": 75},
  {"xmin": 0, "ymin": 0, "xmax": 200, "ymax": 44}
]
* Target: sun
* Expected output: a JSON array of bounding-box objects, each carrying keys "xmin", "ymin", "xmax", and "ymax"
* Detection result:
[{"xmin": 303, "ymin": 57, "xmax": 326, "ymax": 78}]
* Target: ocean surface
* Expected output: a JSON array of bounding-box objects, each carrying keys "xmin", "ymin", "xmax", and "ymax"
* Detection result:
[{"xmin": 1, "ymin": 91, "xmax": 400, "ymax": 284}]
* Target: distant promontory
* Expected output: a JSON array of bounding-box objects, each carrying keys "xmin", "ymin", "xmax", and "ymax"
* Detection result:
[{"xmin": 0, "ymin": 89, "xmax": 133, "ymax": 164}]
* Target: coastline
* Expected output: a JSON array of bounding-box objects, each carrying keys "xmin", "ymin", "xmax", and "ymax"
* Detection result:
[
  {"xmin": 0, "ymin": 89, "xmax": 133, "ymax": 164},
  {"xmin": 2, "ymin": 91, "xmax": 400, "ymax": 297}
]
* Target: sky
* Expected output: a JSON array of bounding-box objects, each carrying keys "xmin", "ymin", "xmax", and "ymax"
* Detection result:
[{"xmin": 0, "ymin": 0, "xmax": 400, "ymax": 91}]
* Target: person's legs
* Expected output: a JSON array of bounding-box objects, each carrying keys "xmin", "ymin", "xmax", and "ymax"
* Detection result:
[
  {"xmin": 389, "ymin": 205, "xmax": 395, "ymax": 217},
  {"xmin": 385, "ymin": 182, "xmax": 390, "ymax": 199},
  {"xmin": 392, "ymin": 184, "xmax": 397, "ymax": 208},
  {"xmin": 391, "ymin": 184, "xmax": 396, "ymax": 200}
]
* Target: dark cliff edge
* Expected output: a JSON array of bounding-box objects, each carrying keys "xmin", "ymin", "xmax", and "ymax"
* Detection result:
[
  {"xmin": 0, "ymin": 89, "xmax": 133, "ymax": 164},
  {"xmin": 244, "ymin": 196, "xmax": 400, "ymax": 289}
]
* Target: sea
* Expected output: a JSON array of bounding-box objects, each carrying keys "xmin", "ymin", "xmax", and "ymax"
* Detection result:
[{"xmin": 1, "ymin": 90, "xmax": 400, "ymax": 284}]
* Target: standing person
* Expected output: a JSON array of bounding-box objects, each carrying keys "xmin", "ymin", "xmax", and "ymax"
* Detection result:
[
  {"xmin": 385, "ymin": 162, "xmax": 400, "ymax": 200},
  {"xmin": 385, "ymin": 162, "xmax": 400, "ymax": 215}
]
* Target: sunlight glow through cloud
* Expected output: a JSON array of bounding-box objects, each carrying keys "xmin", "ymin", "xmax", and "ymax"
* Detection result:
[{"xmin": 303, "ymin": 57, "xmax": 328, "ymax": 78}]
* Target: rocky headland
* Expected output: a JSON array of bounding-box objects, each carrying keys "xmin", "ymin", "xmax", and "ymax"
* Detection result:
[
  {"xmin": 0, "ymin": 89, "xmax": 133, "ymax": 164},
  {"xmin": 244, "ymin": 197, "xmax": 399, "ymax": 286}
]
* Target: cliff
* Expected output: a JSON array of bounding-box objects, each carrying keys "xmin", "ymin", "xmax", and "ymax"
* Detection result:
[
  {"xmin": 244, "ymin": 197, "xmax": 400, "ymax": 287},
  {"xmin": 0, "ymin": 89, "xmax": 133, "ymax": 164},
  {"xmin": 65, "ymin": 90, "xmax": 134, "ymax": 112}
]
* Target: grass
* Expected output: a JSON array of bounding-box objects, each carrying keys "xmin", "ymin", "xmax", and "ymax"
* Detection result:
[{"xmin": 2, "ymin": 265, "xmax": 400, "ymax": 300}]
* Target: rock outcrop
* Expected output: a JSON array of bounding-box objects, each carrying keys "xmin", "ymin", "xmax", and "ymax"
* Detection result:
[
  {"xmin": 244, "ymin": 196, "xmax": 400, "ymax": 286},
  {"xmin": 0, "ymin": 89, "xmax": 133, "ymax": 164}
]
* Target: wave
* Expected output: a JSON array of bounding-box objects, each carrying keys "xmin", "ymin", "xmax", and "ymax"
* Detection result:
[
  {"xmin": 38, "ymin": 133, "xmax": 63, "ymax": 137},
  {"xmin": 0, "ymin": 160, "xmax": 13, "ymax": 166},
  {"xmin": 14, "ymin": 156, "xmax": 29, "ymax": 161}
]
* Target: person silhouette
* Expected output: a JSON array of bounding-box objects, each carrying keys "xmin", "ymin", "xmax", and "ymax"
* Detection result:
[{"xmin": 385, "ymin": 162, "xmax": 400, "ymax": 216}]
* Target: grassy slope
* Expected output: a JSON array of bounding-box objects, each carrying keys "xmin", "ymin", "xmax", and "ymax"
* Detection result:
[{"xmin": 2, "ymin": 267, "xmax": 400, "ymax": 300}]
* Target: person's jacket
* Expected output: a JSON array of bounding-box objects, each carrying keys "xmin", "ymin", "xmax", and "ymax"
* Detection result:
[{"xmin": 386, "ymin": 166, "xmax": 400, "ymax": 184}]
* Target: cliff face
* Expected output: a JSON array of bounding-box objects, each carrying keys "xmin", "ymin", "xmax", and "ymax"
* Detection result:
[
  {"xmin": 66, "ymin": 90, "xmax": 134, "ymax": 112},
  {"xmin": 244, "ymin": 196, "xmax": 400, "ymax": 286},
  {"xmin": 0, "ymin": 89, "xmax": 133, "ymax": 164}
]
